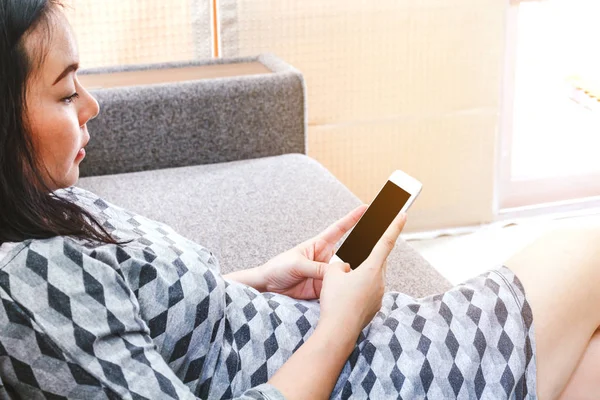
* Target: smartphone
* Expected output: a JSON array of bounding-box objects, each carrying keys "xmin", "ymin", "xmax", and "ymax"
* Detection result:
[{"xmin": 329, "ymin": 170, "xmax": 422, "ymax": 269}]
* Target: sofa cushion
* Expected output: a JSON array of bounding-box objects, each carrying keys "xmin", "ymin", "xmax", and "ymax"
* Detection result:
[{"xmin": 78, "ymin": 154, "xmax": 451, "ymax": 297}]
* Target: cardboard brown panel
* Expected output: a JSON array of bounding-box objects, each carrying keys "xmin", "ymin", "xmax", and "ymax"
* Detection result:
[
  {"xmin": 308, "ymin": 113, "xmax": 498, "ymax": 232},
  {"xmin": 79, "ymin": 62, "xmax": 272, "ymax": 89}
]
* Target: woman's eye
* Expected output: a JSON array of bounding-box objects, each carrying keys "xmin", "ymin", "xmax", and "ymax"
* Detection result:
[{"xmin": 62, "ymin": 92, "xmax": 80, "ymax": 104}]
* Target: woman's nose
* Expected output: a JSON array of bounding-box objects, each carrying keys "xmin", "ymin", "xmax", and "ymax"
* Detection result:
[{"xmin": 78, "ymin": 87, "xmax": 100, "ymax": 126}]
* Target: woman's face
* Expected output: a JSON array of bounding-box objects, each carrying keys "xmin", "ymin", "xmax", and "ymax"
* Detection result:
[{"xmin": 23, "ymin": 11, "xmax": 99, "ymax": 191}]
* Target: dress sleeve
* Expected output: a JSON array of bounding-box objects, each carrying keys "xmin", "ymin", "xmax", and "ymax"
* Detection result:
[{"xmin": 0, "ymin": 239, "xmax": 287, "ymax": 399}]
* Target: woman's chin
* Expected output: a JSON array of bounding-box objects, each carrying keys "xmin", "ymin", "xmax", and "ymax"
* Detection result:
[
  {"xmin": 60, "ymin": 166, "xmax": 80, "ymax": 189},
  {"xmin": 68, "ymin": 171, "xmax": 80, "ymax": 188}
]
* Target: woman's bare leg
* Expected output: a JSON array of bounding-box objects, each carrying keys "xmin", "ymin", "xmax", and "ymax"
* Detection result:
[
  {"xmin": 558, "ymin": 329, "xmax": 600, "ymax": 399},
  {"xmin": 505, "ymin": 226, "xmax": 600, "ymax": 399}
]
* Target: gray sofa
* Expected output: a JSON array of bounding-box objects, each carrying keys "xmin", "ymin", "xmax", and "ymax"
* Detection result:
[{"xmin": 77, "ymin": 54, "xmax": 451, "ymax": 298}]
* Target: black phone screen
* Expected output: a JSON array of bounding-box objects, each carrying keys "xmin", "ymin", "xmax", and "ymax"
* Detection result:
[{"xmin": 336, "ymin": 180, "xmax": 411, "ymax": 269}]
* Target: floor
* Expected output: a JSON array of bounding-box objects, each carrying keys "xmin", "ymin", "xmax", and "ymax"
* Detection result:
[{"xmin": 406, "ymin": 211, "xmax": 600, "ymax": 286}]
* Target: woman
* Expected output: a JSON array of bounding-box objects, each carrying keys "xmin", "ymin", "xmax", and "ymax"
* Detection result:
[{"xmin": 0, "ymin": 1, "xmax": 598, "ymax": 399}]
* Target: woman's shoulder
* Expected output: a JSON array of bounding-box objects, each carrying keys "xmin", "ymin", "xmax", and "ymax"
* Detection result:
[
  {"xmin": 55, "ymin": 187, "xmax": 189, "ymax": 251},
  {"xmin": 56, "ymin": 186, "xmax": 135, "ymax": 219},
  {"xmin": 1, "ymin": 186, "xmax": 222, "ymax": 296},
  {"xmin": 0, "ymin": 189, "xmax": 119, "ymax": 263}
]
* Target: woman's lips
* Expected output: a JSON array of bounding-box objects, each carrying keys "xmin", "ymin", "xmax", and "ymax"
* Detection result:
[{"xmin": 75, "ymin": 148, "xmax": 86, "ymax": 161}]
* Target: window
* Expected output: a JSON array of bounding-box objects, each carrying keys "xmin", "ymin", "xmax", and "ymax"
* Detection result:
[
  {"xmin": 65, "ymin": 0, "xmax": 214, "ymax": 68},
  {"xmin": 499, "ymin": 0, "xmax": 600, "ymax": 213}
]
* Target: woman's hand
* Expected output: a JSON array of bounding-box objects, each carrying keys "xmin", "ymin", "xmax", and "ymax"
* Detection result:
[
  {"xmin": 317, "ymin": 211, "xmax": 407, "ymax": 336},
  {"xmin": 255, "ymin": 204, "xmax": 369, "ymax": 300}
]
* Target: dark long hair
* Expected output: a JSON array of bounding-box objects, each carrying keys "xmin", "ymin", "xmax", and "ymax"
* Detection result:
[{"xmin": 0, "ymin": 0, "xmax": 120, "ymax": 246}]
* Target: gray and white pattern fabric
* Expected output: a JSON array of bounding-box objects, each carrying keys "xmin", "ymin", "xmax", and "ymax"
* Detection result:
[{"xmin": 0, "ymin": 187, "xmax": 537, "ymax": 399}]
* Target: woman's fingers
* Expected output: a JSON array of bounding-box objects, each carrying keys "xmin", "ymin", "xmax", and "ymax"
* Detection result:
[
  {"xmin": 317, "ymin": 204, "xmax": 368, "ymax": 246},
  {"xmin": 297, "ymin": 259, "xmax": 331, "ymax": 280},
  {"xmin": 366, "ymin": 212, "xmax": 407, "ymax": 268}
]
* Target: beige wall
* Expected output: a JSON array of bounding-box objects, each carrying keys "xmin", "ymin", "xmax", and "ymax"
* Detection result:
[
  {"xmin": 67, "ymin": 0, "xmax": 508, "ymax": 232},
  {"xmin": 220, "ymin": 0, "xmax": 508, "ymax": 232}
]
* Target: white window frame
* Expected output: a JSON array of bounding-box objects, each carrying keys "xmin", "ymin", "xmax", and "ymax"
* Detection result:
[{"xmin": 495, "ymin": 0, "xmax": 600, "ymax": 220}]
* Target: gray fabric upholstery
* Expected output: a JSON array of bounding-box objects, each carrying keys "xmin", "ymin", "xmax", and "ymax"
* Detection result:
[
  {"xmin": 79, "ymin": 54, "xmax": 306, "ymax": 177},
  {"xmin": 78, "ymin": 154, "xmax": 451, "ymax": 298}
]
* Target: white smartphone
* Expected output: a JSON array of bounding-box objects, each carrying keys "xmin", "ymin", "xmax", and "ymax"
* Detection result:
[{"xmin": 329, "ymin": 170, "xmax": 422, "ymax": 270}]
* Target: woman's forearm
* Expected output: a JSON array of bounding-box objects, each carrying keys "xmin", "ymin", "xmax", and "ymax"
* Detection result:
[{"xmin": 267, "ymin": 323, "xmax": 358, "ymax": 400}]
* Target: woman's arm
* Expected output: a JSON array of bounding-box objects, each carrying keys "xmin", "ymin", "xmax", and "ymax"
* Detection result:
[
  {"xmin": 268, "ymin": 321, "xmax": 358, "ymax": 400},
  {"xmin": 224, "ymin": 267, "xmax": 359, "ymax": 399}
]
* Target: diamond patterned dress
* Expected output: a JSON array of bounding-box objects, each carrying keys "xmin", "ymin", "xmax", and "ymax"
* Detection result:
[{"xmin": 0, "ymin": 187, "xmax": 537, "ymax": 399}]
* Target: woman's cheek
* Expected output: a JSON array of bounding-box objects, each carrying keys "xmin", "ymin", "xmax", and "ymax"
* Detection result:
[{"xmin": 46, "ymin": 129, "xmax": 72, "ymax": 180}]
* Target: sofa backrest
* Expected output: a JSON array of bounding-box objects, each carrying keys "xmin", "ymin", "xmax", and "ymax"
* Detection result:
[{"xmin": 78, "ymin": 54, "xmax": 307, "ymax": 177}]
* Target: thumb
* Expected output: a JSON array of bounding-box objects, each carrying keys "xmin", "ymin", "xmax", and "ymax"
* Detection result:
[
  {"xmin": 300, "ymin": 260, "xmax": 350, "ymax": 280},
  {"xmin": 324, "ymin": 261, "xmax": 351, "ymax": 275},
  {"xmin": 297, "ymin": 260, "xmax": 330, "ymax": 280},
  {"xmin": 367, "ymin": 212, "xmax": 407, "ymax": 268}
]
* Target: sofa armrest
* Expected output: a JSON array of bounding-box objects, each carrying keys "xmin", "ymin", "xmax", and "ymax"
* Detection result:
[{"xmin": 78, "ymin": 54, "xmax": 307, "ymax": 177}]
